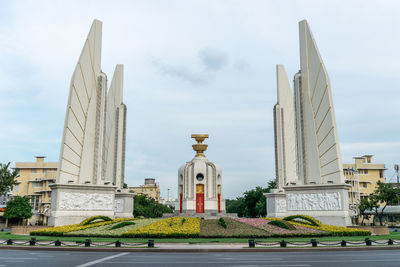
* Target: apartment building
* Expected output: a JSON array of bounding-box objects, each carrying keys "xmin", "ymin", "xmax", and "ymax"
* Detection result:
[
  {"xmin": 129, "ymin": 178, "xmax": 160, "ymax": 202},
  {"xmin": 14, "ymin": 156, "xmax": 57, "ymax": 225},
  {"xmin": 343, "ymin": 155, "xmax": 386, "ymax": 224}
]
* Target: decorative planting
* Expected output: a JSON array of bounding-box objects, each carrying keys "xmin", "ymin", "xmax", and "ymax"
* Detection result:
[
  {"xmin": 200, "ymin": 217, "xmax": 270, "ymax": 237},
  {"xmin": 110, "ymin": 221, "xmax": 136, "ymax": 230},
  {"xmin": 283, "ymin": 215, "xmax": 322, "ymax": 226},
  {"xmin": 218, "ymin": 218, "xmax": 227, "ymax": 229},
  {"xmin": 30, "ymin": 215, "xmax": 371, "ymax": 238},
  {"xmin": 66, "ymin": 218, "xmax": 159, "ymax": 237},
  {"xmin": 236, "ymin": 218, "xmax": 327, "ymax": 236},
  {"xmin": 122, "ymin": 217, "xmax": 201, "ymax": 238},
  {"xmin": 80, "ymin": 215, "xmax": 112, "ymax": 226},
  {"xmin": 30, "ymin": 218, "xmax": 136, "ymax": 236},
  {"xmin": 267, "ymin": 220, "xmax": 296, "ymax": 230}
]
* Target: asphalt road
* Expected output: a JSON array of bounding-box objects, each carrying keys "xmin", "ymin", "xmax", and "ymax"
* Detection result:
[{"xmin": 0, "ymin": 249, "xmax": 400, "ymax": 266}]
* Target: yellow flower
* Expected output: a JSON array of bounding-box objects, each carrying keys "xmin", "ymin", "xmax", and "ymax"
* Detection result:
[{"xmin": 123, "ymin": 217, "xmax": 201, "ymax": 238}]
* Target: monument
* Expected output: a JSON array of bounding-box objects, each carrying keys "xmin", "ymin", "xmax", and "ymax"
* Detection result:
[
  {"xmin": 49, "ymin": 20, "xmax": 134, "ymax": 226},
  {"xmin": 266, "ymin": 20, "xmax": 351, "ymax": 226},
  {"xmin": 176, "ymin": 134, "xmax": 225, "ymax": 216}
]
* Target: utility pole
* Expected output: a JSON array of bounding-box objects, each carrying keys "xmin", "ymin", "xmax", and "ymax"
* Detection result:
[
  {"xmin": 167, "ymin": 188, "xmax": 170, "ymax": 201},
  {"xmin": 395, "ymin": 164, "xmax": 399, "ymax": 184}
]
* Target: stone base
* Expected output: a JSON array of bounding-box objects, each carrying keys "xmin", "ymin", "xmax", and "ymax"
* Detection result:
[
  {"xmin": 173, "ymin": 210, "xmax": 236, "ymax": 219},
  {"xmin": 265, "ymin": 184, "xmax": 351, "ymax": 227},
  {"xmin": 114, "ymin": 190, "xmax": 135, "ymax": 218},
  {"xmin": 49, "ymin": 183, "xmax": 121, "ymax": 226}
]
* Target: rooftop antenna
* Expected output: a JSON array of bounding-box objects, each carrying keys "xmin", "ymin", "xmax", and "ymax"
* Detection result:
[{"xmin": 395, "ymin": 164, "xmax": 399, "ymax": 184}]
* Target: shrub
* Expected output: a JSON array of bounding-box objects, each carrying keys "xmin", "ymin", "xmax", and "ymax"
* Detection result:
[
  {"xmin": 80, "ymin": 216, "xmax": 112, "ymax": 226},
  {"xmin": 283, "ymin": 215, "xmax": 321, "ymax": 226},
  {"xmin": 218, "ymin": 218, "xmax": 227, "ymax": 229},
  {"xmin": 110, "ymin": 221, "xmax": 136, "ymax": 230},
  {"xmin": 268, "ymin": 220, "xmax": 296, "ymax": 230}
]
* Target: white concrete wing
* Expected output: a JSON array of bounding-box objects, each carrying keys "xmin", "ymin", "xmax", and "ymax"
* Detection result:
[
  {"xmin": 274, "ymin": 65, "xmax": 298, "ymax": 188},
  {"xmin": 298, "ymin": 20, "xmax": 344, "ymax": 184},
  {"xmin": 103, "ymin": 65, "xmax": 126, "ymax": 188},
  {"xmin": 57, "ymin": 20, "xmax": 103, "ymax": 184}
]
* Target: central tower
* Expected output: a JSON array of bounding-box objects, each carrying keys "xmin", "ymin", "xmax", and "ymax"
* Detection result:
[{"xmin": 177, "ymin": 134, "xmax": 225, "ymax": 216}]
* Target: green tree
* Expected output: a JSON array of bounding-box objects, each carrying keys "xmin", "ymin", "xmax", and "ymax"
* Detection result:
[
  {"xmin": 4, "ymin": 196, "xmax": 33, "ymax": 225},
  {"xmin": 226, "ymin": 197, "xmax": 246, "ymax": 217},
  {"xmin": 226, "ymin": 179, "xmax": 277, "ymax": 218},
  {"xmin": 369, "ymin": 181, "xmax": 400, "ymax": 226},
  {"xmin": 0, "ymin": 162, "xmax": 19, "ymax": 196},
  {"xmin": 358, "ymin": 197, "xmax": 373, "ymax": 225},
  {"xmin": 133, "ymin": 195, "xmax": 173, "ymax": 218}
]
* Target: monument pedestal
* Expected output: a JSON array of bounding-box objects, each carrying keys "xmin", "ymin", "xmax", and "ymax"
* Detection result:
[
  {"xmin": 177, "ymin": 134, "xmax": 226, "ymax": 216},
  {"xmin": 265, "ymin": 184, "xmax": 351, "ymax": 226},
  {"xmin": 49, "ymin": 184, "xmax": 117, "ymax": 226},
  {"xmin": 114, "ymin": 191, "xmax": 135, "ymax": 218}
]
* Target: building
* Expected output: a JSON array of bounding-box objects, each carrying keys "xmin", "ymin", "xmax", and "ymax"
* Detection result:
[
  {"xmin": 13, "ymin": 156, "xmax": 57, "ymax": 225},
  {"xmin": 343, "ymin": 155, "xmax": 386, "ymax": 224},
  {"xmin": 129, "ymin": 178, "xmax": 160, "ymax": 202},
  {"xmin": 176, "ymin": 134, "xmax": 225, "ymax": 215},
  {"xmin": 49, "ymin": 20, "xmax": 133, "ymax": 226},
  {"xmin": 343, "ymin": 155, "xmax": 386, "ymax": 200},
  {"xmin": 266, "ymin": 20, "xmax": 351, "ymax": 226},
  {"xmin": 0, "ymin": 192, "xmax": 12, "ymax": 207}
]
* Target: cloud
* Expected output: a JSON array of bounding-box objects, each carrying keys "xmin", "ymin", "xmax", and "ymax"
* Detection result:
[
  {"xmin": 151, "ymin": 47, "xmax": 229, "ymax": 85},
  {"xmin": 198, "ymin": 48, "xmax": 228, "ymax": 70},
  {"xmin": 151, "ymin": 59, "xmax": 211, "ymax": 85}
]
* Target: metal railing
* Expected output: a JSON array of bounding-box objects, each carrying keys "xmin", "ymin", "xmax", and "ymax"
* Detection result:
[
  {"xmin": 0, "ymin": 238, "xmax": 153, "ymax": 248},
  {"xmin": 249, "ymin": 238, "xmax": 399, "ymax": 248}
]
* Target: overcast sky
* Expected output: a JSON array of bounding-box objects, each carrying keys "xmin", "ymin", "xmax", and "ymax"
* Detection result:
[{"xmin": 1, "ymin": 0, "xmax": 399, "ymax": 199}]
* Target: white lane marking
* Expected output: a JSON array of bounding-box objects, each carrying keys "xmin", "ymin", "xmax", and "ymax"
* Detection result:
[
  {"xmin": 75, "ymin": 252, "xmax": 129, "ymax": 267},
  {"xmin": 0, "ymin": 257, "xmax": 36, "ymax": 260},
  {"xmin": 238, "ymin": 265, "xmax": 310, "ymax": 267},
  {"xmin": 5, "ymin": 260, "xmax": 25, "ymax": 263}
]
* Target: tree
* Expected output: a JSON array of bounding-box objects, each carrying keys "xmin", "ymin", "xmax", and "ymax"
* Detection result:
[
  {"xmin": 133, "ymin": 195, "xmax": 173, "ymax": 218},
  {"xmin": 358, "ymin": 197, "xmax": 373, "ymax": 225},
  {"xmin": 0, "ymin": 162, "xmax": 19, "ymax": 196},
  {"xmin": 226, "ymin": 197, "xmax": 246, "ymax": 217},
  {"xmin": 369, "ymin": 181, "xmax": 400, "ymax": 226},
  {"xmin": 226, "ymin": 179, "xmax": 277, "ymax": 218},
  {"xmin": 4, "ymin": 196, "xmax": 33, "ymax": 225}
]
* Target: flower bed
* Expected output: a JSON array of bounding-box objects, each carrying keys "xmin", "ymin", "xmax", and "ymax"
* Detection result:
[
  {"xmin": 122, "ymin": 217, "xmax": 200, "ymax": 238},
  {"xmin": 288, "ymin": 221, "xmax": 371, "ymax": 236},
  {"xmin": 200, "ymin": 217, "xmax": 271, "ymax": 237},
  {"xmin": 236, "ymin": 218, "xmax": 327, "ymax": 237},
  {"xmin": 66, "ymin": 219, "xmax": 159, "ymax": 237},
  {"xmin": 263, "ymin": 215, "xmax": 371, "ymax": 237},
  {"xmin": 30, "ymin": 218, "xmax": 136, "ymax": 236}
]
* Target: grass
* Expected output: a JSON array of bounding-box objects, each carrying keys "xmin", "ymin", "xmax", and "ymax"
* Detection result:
[{"xmin": 1, "ymin": 231, "xmax": 400, "ymax": 243}]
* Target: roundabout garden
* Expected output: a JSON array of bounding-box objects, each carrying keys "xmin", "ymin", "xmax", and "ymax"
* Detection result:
[{"xmin": 30, "ymin": 214, "xmax": 370, "ymax": 238}]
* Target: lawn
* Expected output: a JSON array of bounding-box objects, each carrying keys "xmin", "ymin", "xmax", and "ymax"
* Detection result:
[{"xmin": 0, "ymin": 231, "xmax": 399, "ymax": 243}]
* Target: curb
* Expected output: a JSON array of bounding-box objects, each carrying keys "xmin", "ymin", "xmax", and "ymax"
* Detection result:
[{"xmin": 1, "ymin": 245, "xmax": 400, "ymax": 253}]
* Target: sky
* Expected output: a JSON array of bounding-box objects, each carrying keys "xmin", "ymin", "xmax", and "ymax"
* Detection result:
[{"xmin": 0, "ymin": 0, "xmax": 400, "ymax": 199}]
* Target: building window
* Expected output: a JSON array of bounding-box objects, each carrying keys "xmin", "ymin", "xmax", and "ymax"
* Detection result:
[
  {"xmin": 32, "ymin": 182, "xmax": 41, "ymax": 188},
  {"xmin": 14, "ymin": 185, "xmax": 18, "ymax": 192},
  {"xmin": 379, "ymin": 170, "xmax": 383, "ymax": 178},
  {"xmin": 361, "ymin": 182, "xmax": 367, "ymax": 188},
  {"xmin": 30, "ymin": 196, "xmax": 40, "ymax": 211},
  {"xmin": 31, "ymin": 169, "xmax": 36, "ymax": 173}
]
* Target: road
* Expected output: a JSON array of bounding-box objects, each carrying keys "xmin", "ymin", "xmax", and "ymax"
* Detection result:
[{"xmin": 0, "ymin": 249, "xmax": 399, "ymax": 266}]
